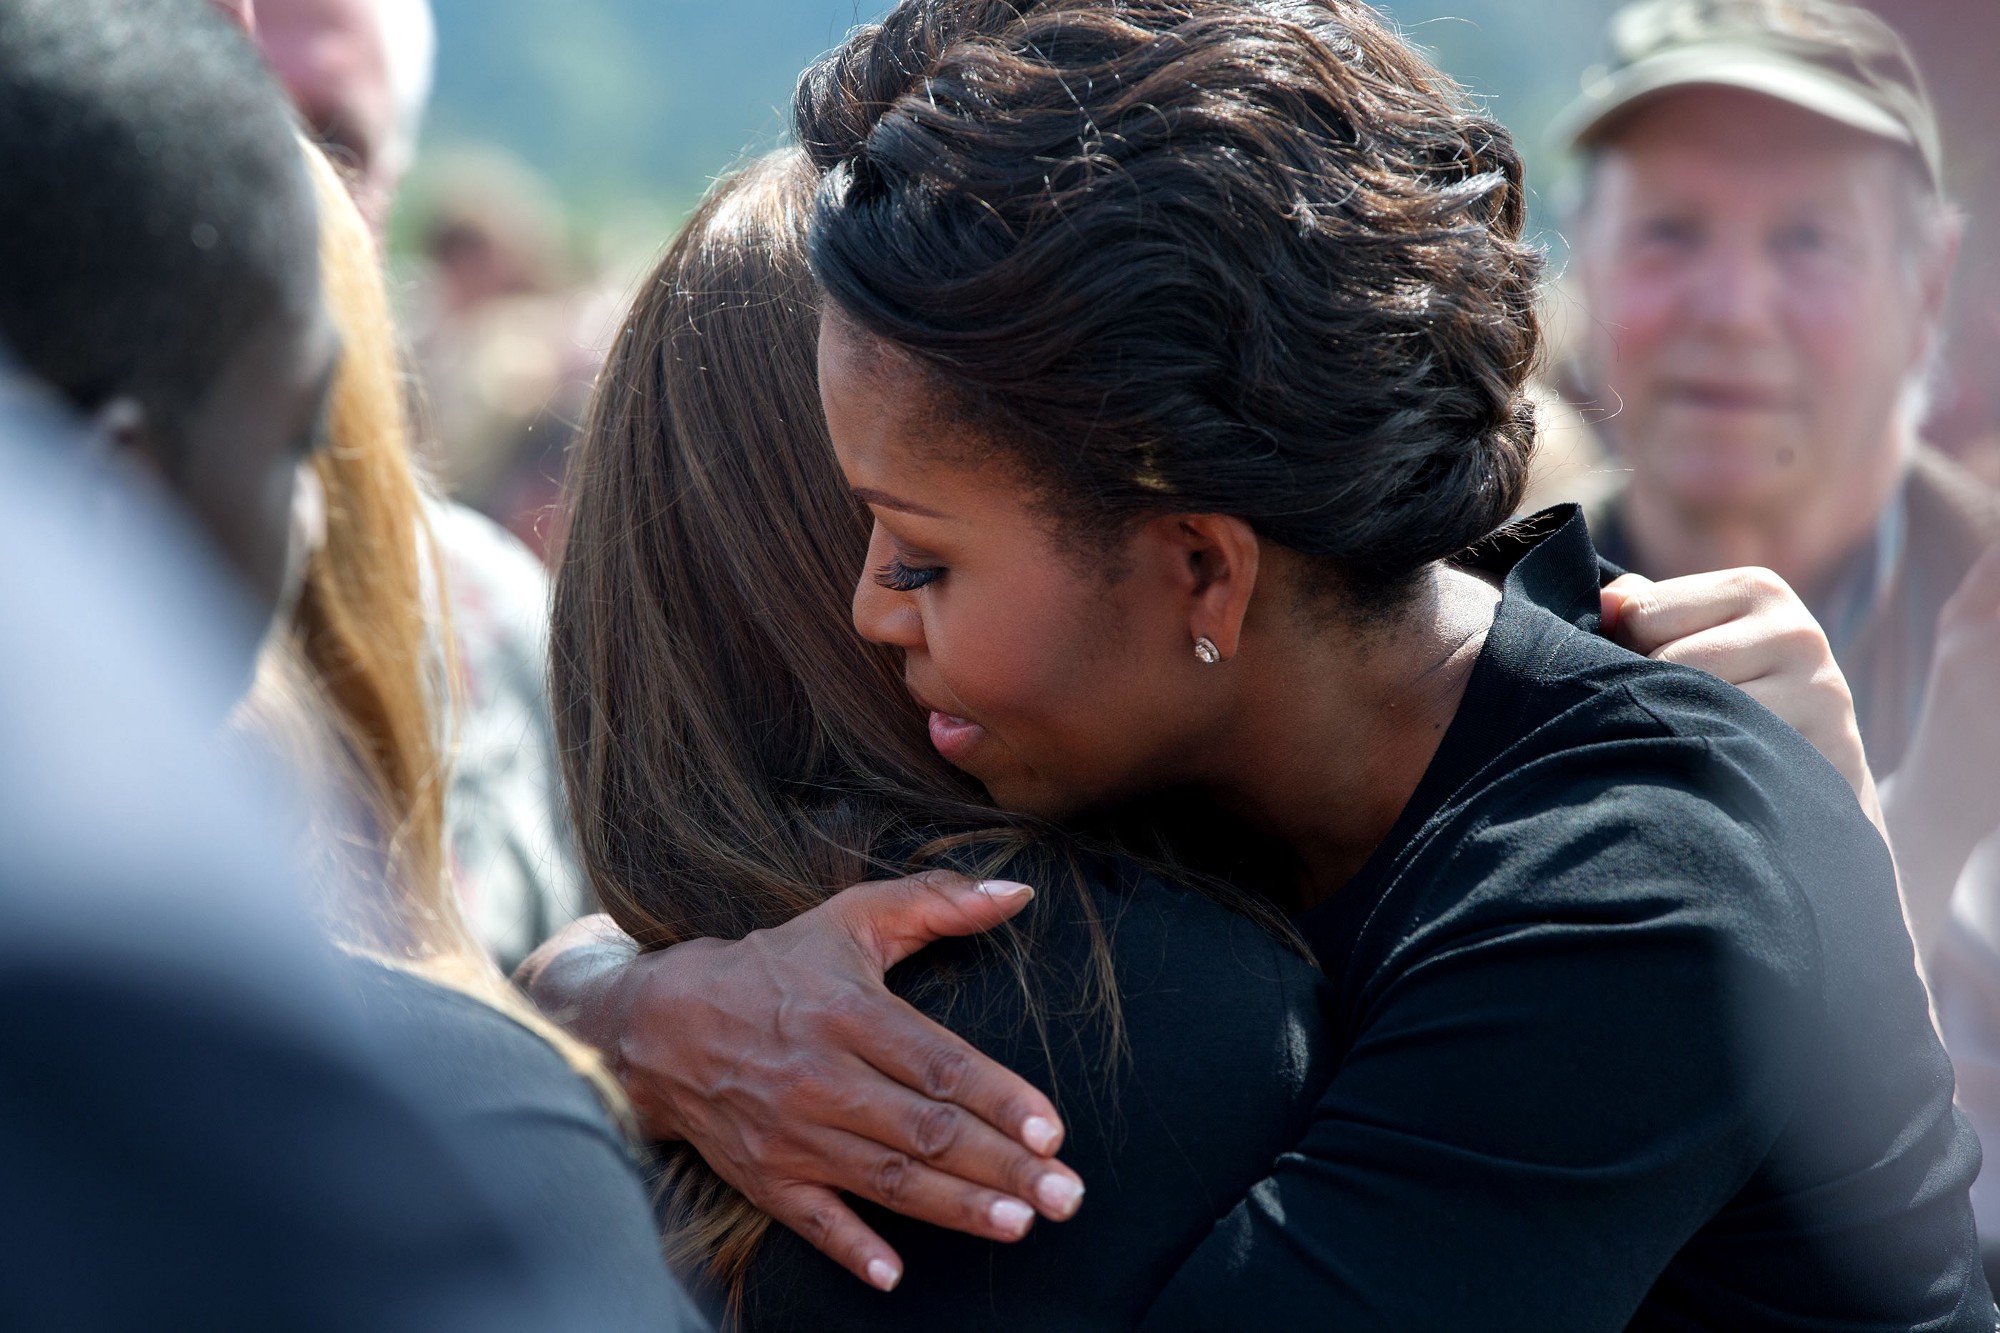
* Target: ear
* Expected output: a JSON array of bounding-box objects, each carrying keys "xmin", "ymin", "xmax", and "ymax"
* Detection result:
[
  {"xmin": 1911, "ymin": 210, "xmax": 1963, "ymax": 368},
  {"xmin": 1143, "ymin": 512, "xmax": 1261, "ymax": 662},
  {"xmin": 87, "ymin": 396, "xmax": 170, "ymax": 484}
]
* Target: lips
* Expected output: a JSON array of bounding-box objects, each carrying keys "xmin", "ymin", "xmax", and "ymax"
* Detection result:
[
  {"xmin": 1664, "ymin": 380, "xmax": 1795, "ymax": 412},
  {"xmin": 910, "ymin": 684, "xmax": 987, "ymax": 766},
  {"xmin": 926, "ymin": 710, "xmax": 987, "ymax": 764}
]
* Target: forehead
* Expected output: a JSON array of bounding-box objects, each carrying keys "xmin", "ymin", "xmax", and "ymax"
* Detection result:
[
  {"xmin": 819, "ymin": 311, "xmax": 936, "ymax": 438},
  {"xmin": 1594, "ymin": 87, "xmax": 1906, "ymax": 204},
  {"xmin": 817, "ymin": 310, "xmax": 1007, "ymax": 486},
  {"xmin": 257, "ymin": 0, "xmax": 393, "ymax": 120}
]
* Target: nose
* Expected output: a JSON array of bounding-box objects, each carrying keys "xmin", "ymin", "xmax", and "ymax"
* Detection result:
[
  {"xmin": 1684, "ymin": 236, "xmax": 1781, "ymax": 339},
  {"xmin": 851, "ymin": 521, "xmax": 927, "ymax": 652}
]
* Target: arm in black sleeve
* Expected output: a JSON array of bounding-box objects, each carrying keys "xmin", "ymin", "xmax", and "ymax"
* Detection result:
[{"xmin": 1140, "ymin": 777, "xmax": 1821, "ymax": 1333}]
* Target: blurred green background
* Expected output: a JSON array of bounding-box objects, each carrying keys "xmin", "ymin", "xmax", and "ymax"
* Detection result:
[{"xmin": 416, "ymin": 0, "xmax": 1618, "ymax": 239}]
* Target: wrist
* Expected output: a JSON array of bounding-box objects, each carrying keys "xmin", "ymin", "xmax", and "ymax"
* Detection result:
[{"xmin": 614, "ymin": 937, "xmax": 732, "ymax": 1143}]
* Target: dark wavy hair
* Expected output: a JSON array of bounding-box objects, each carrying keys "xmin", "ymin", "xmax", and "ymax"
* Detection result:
[
  {"xmin": 796, "ymin": 0, "xmax": 1542, "ymax": 604},
  {"xmin": 555, "ymin": 147, "xmax": 1294, "ymax": 1302}
]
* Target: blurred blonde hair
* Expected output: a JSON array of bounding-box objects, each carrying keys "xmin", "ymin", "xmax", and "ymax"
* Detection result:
[{"xmin": 267, "ymin": 140, "xmax": 621, "ymax": 1110}]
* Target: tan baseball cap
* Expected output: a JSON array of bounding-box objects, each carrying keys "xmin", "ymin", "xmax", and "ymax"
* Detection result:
[{"xmin": 1552, "ymin": 0, "xmax": 1943, "ymax": 187}]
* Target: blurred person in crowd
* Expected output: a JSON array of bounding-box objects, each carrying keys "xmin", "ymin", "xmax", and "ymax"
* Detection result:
[
  {"xmin": 1558, "ymin": 0, "xmax": 2000, "ymax": 956},
  {"xmin": 405, "ymin": 148, "xmax": 605, "ymax": 558},
  {"xmin": 245, "ymin": 138, "xmax": 706, "ymax": 1332},
  {"xmin": 528, "ymin": 2, "xmax": 1984, "ymax": 1320},
  {"xmin": 0, "ymin": 2, "xmax": 706, "ymax": 1324},
  {"xmin": 0, "ymin": 2, "xmax": 674, "ymax": 1326},
  {"xmin": 0, "ymin": 345, "xmax": 571, "ymax": 1333},
  {"xmin": 1919, "ymin": 539, "xmax": 2000, "ymax": 1293},
  {"xmin": 255, "ymin": 0, "xmax": 431, "ymax": 234},
  {"xmin": 251, "ymin": 0, "xmax": 588, "ymax": 968},
  {"xmin": 1858, "ymin": 0, "xmax": 2000, "ymax": 484}
]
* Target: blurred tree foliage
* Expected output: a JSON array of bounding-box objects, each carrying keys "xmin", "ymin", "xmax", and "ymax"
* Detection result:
[{"xmin": 421, "ymin": 0, "xmax": 1620, "ymax": 227}]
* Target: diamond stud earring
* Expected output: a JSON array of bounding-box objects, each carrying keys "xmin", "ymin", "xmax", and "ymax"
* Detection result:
[{"xmin": 1194, "ymin": 636, "xmax": 1221, "ymax": 665}]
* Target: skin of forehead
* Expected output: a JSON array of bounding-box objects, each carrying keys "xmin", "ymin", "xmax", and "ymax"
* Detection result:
[
  {"xmin": 256, "ymin": 0, "xmax": 396, "ymax": 137},
  {"xmin": 1590, "ymin": 87, "xmax": 1911, "ymax": 196}
]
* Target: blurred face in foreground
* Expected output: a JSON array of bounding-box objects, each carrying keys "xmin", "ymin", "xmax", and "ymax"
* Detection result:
[
  {"xmin": 149, "ymin": 301, "xmax": 339, "ymax": 639},
  {"xmin": 1576, "ymin": 88, "xmax": 1948, "ymax": 532}
]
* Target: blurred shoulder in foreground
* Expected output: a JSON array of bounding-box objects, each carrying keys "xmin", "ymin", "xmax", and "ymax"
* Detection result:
[{"xmin": 0, "ymin": 371, "xmax": 587, "ymax": 1332}]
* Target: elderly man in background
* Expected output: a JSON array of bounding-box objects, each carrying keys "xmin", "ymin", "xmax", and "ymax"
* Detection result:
[
  {"xmin": 1560, "ymin": 0, "xmax": 2000, "ymax": 946},
  {"xmin": 1561, "ymin": 0, "xmax": 2000, "ymax": 1286},
  {"xmin": 238, "ymin": 0, "xmax": 588, "ymax": 969}
]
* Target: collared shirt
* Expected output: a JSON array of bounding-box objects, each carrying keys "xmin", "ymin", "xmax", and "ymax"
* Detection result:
[{"xmin": 1588, "ymin": 447, "xmax": 2000, "ymax": 773}]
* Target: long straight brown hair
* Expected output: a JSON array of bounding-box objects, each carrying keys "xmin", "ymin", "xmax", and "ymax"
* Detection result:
[
  {"xmin": 553, "ymin": 149, "xmax": 1133, "ymax": 1289},
  {"xmin": 280, "ymin": 140, "xmax": 620, "ymax": 1106}
]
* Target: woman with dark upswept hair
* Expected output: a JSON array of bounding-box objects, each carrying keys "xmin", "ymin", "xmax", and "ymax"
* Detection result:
[
  {"xmin": 526, "ymin": 1, "xmax": 1980, "ymax": 1329},
  {"xmin": 549, "ymin": 148, "xmax": 1332, "ymax": 1330}
]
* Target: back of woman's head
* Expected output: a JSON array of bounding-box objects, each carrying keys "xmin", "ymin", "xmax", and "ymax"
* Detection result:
[
  {"xmin": 556, "ymin": 147, "xmax": 1098, "ymax": 1290},
  {"xmin": 555, "ymin": 150, "xmax": 1002, "ymax": 950},
  {"xmin": 797, "ymin": 0, "xmax": 1542, "ymax": 605}
]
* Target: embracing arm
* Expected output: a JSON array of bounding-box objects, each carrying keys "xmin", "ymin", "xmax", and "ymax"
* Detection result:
[
  {"xmin": 1879, "ymin": 545, "xmax": 2000, "ymax": 962},
  {"xmin": 513, "ymin": 873, "xmax": 1085, "ymax": 1291}
]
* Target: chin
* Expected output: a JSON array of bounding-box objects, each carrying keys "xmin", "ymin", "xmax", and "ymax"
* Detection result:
[
  {"xmin": 977, "ymin": 769, "xmax": 1091, "ymax": 822},
  {"xmin": 1655, "ymin": 443, "xmax": 1809, "ymax": 513}
]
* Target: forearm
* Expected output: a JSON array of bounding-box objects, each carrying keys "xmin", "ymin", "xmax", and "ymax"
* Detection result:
[
  {"xmin": 1881, "ymin": 773, "xmax": 1989, "ymax": 968},
  {"xmin": 513, "ymin": 915, "xmax": 646, "ymax": 1072}
]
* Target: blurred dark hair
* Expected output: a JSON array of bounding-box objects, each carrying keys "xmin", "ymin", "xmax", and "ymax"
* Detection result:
[
  {"xmin": 0, "ymin": 0, "xmax": 316, "ymax": 445},
  {"xmin": 796, "ymin": 0, "xmax": 1542, "ymax": 604}
]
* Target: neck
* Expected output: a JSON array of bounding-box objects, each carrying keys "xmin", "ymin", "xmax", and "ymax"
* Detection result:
[
  {"xmin": 1622, "ymin": 433, "xmax": 1909, "ymax": 603},
  {"xmin": 1201, "ymin": 564, "xmax": 1500, "ymax": 910}
]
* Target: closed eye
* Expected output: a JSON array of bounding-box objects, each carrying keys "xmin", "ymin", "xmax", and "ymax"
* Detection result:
[{"xmin": 874, "ymin": 558, "xmax": 943, "ymax": 592}]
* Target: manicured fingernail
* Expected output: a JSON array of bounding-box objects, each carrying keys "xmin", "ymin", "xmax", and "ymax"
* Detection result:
[
  {"xmin": 1021, "ymin": 1115, "xmax": 1059, "ymax": 1154},
  {"xmin": 866, "ymin": 1258, "xmax": 900, "ymax": 1292},
  {"xmin": 978, "ymin": 880, "xmax": 1035, "ymax": 901},
  {"xmin": 989, "ymin": 1197, "xmax": 1035, "ymax": 1237},
  {"xmin": 1036, "ymin": 1173, "xmax": 1084, "ymax": 1219}
]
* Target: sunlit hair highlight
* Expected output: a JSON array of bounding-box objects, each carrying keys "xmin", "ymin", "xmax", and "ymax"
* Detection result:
[{"xmin": 267, "ymin": 141, "xmax": 621, "ymax": 1110}]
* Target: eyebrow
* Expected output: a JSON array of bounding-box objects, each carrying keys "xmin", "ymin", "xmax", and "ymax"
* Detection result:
[{"xmin": 852, "ymin": 486, "xmax": 950, "ymax": 519}]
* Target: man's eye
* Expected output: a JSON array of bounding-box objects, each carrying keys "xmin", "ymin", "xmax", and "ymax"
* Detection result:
[
  {"xmin": 874, "ymin": 558, "xmax": 943, "ymax": 592},
  {"xmin": 1636, "ymin": 217, "xmax": 1700, "ymax": 250},
  {"xmin": 1773, "ymin": 222, "xmax": 1829, "ymax": 256}
]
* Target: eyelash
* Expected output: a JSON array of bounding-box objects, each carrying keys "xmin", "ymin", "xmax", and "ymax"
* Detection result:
[{"xmin": 874, "ymin": 558, "xmax": 943, "ymax": 593}]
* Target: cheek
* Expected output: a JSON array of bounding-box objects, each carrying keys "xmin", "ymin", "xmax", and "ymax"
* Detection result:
[
  {"xmin": 1783, "ymin": 276, "xmax": 1901, "ymax": 386},
  {"xmin": 182, "ymin": 430, "xmax": 298, "ymax": 623},
  {"xmin": 925, "ymin": 566, "xmax": 1106, "ymax": 716},
  {"xmin": 1589, "ymin": 268, "xmax": 1679, "ymax": 375}
]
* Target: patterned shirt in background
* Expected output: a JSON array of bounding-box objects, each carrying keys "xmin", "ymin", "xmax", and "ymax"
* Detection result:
[{"xmin": 425, "ymin": 496, "xmax": 585, "ymax": 971}]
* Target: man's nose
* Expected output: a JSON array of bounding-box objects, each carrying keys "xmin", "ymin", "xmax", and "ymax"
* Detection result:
[{"xmin": 1684, "ymin": 239, "xmax": 1782, "ymax": 337}]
